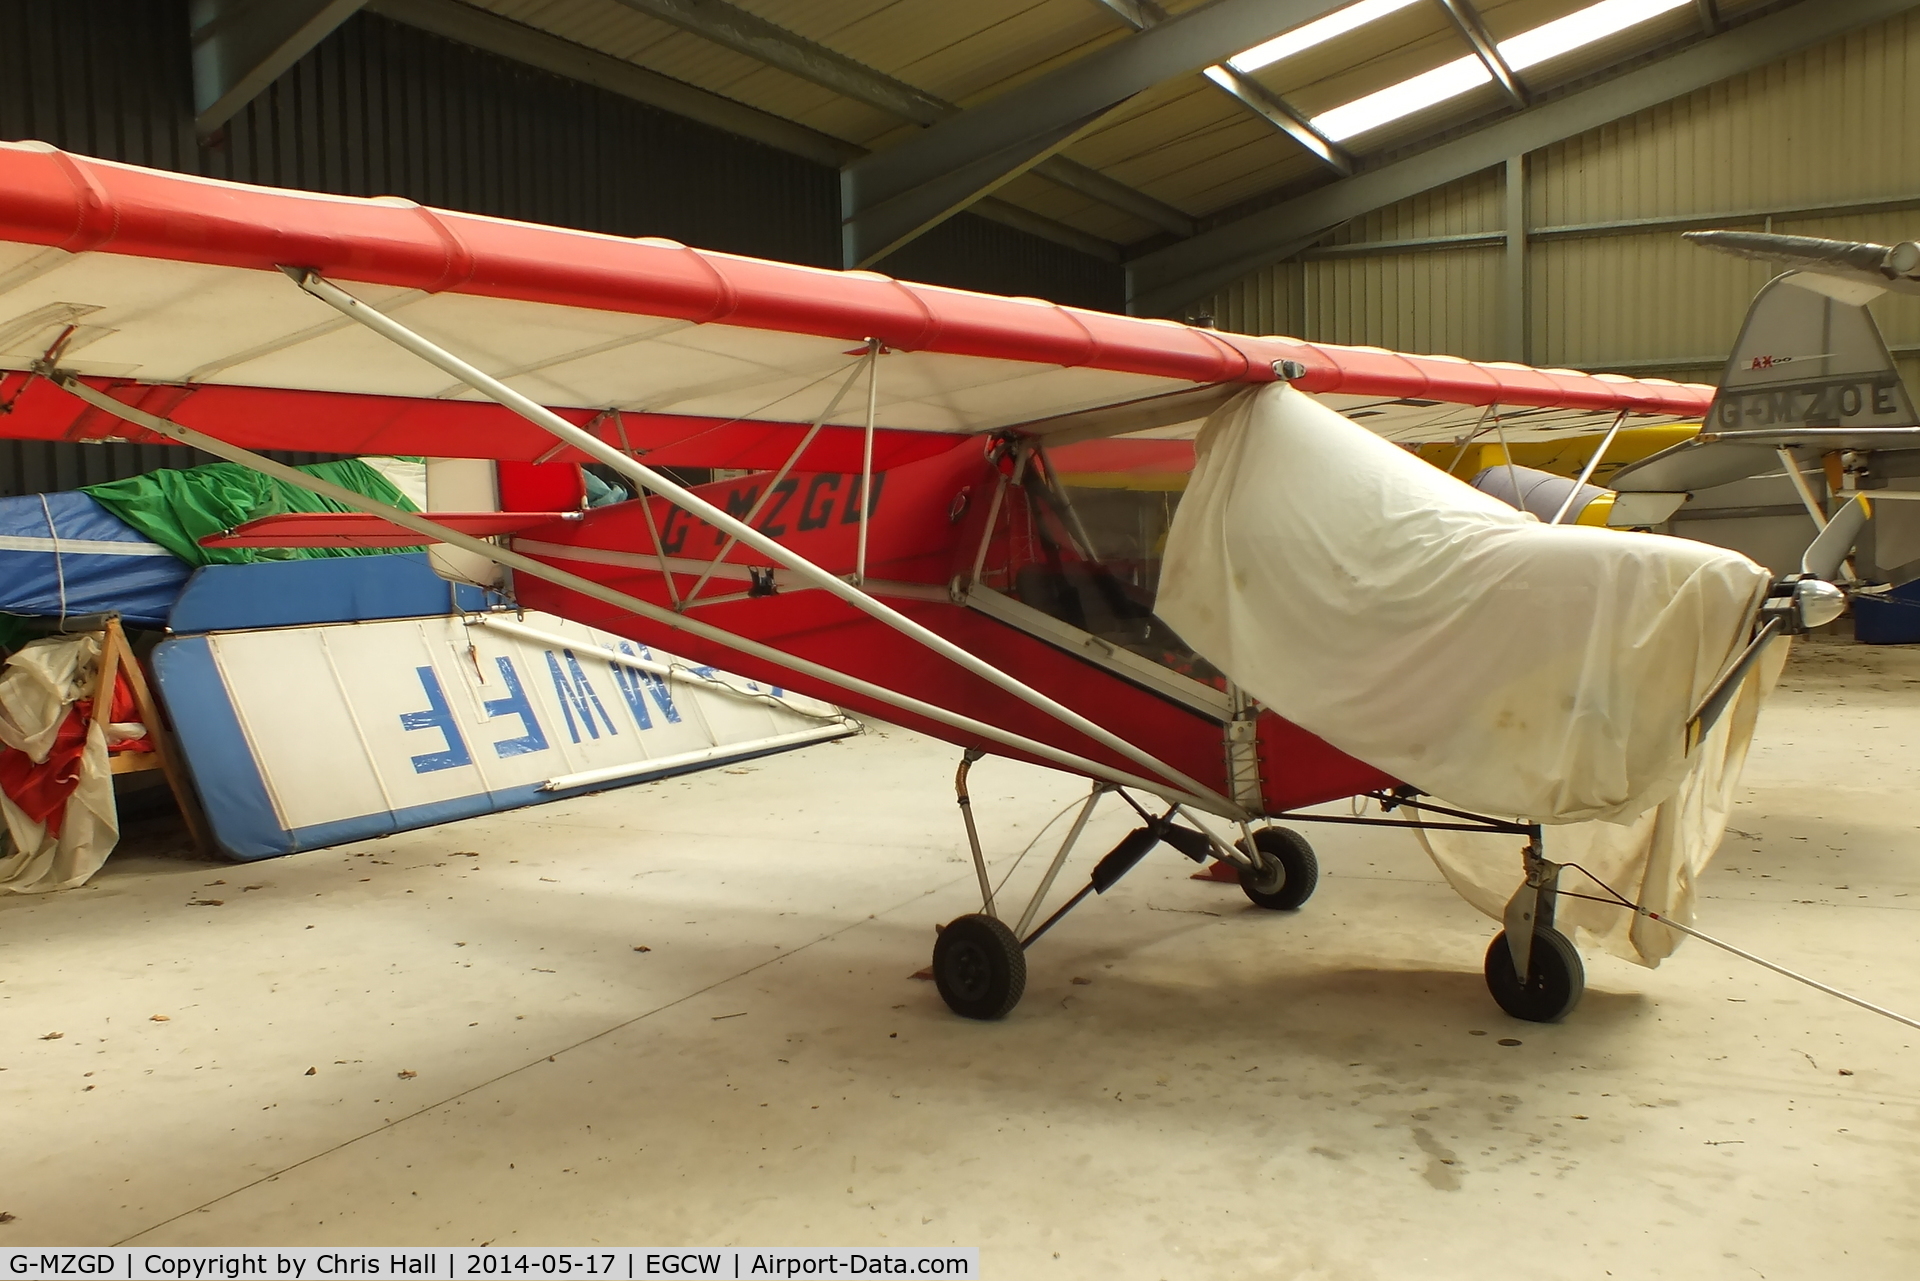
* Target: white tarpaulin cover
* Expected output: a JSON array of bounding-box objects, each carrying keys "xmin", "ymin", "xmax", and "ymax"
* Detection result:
[
  {"xmin": 1158, "ymin": 385, "xmax": 1776, "ymax": 964},
  {"xmin": 0, "ymin": 634, "xmax": 118, "ymax": 893}
]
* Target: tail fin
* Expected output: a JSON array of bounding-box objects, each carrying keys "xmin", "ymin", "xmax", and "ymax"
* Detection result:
[
  {"xmin": 1699, "ymin": 271, "xmax": 1919, "ymax": 448},
  {"xmin": 1682, "ymin": 231, "xmax": 1920, "ymax": 449}
]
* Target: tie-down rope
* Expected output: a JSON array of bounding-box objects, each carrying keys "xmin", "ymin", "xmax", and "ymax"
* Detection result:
[{"xmin": 1558, "ymin": 863, "xmax": 1920, "ymax": 1033}]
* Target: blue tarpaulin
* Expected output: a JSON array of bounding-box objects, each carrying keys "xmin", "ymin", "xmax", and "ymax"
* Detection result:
[{"xmin": 0, "ymin": 491, "xmax": 191, "ymax": 628}]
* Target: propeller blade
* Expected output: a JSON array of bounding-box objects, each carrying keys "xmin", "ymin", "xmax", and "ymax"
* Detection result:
[
  {"xmin": 1685, "ymin": 616, "xmax": 1784, "ymax": 751},
  {"xmin": 1802, "ymin": 494, "xmax": 1873, "ymax": 580}
]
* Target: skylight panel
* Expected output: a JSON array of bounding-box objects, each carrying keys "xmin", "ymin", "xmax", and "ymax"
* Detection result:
[
  {"xmin": 1228, "ymin": 0, "xmax": 1423, "ymax": 75},
  {"xmin": 1307, "ymin": 0, "xmax": 1695, "ymax": 143},
  {"xmin": 1313, "ymin": 55, "xmax": 1491, "ymax": 142},
  {"xmin": 1502, "ymin": 0, "xmax": 1691, "ymax": 72}
]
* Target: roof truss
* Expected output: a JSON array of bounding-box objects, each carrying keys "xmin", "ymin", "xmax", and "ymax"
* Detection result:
[
  {"xmin": 1126, "ymin": 0, "xmax": 1920, "ymax": 317},
  {"xmin": 189, "ymin": 0, "xmax": 369, "ymax": 135},
  {"xmin": 1090, "ymin": 0, "xmax": 1353, "ymax": 175},
  {"xmin": 611, "ymin": 0, "xmax": 1193, "ymax": 246},
  {"xmin": 368, "ymin": 0, "xmax": 1119, "ymax": 262},
  {"xmin": 1435, "ymin": 0, "xmax": 1528, "ymax": 108},
  {"xmin": 839, "ymin": 0, "xmax": 1357, "ymax": 268}
]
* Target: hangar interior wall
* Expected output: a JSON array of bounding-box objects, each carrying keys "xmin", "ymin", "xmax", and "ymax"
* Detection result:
[
  {"xmin": 0, "ymin": 0, "xmax": 1121, "ymax": 498},
  {"xmin": 1203, "ymin": 9, "xmax": 1920, "ymax": 399}
]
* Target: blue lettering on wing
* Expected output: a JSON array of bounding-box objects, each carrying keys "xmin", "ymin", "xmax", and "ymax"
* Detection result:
[
  {"xmin": 546, "ymin": 648, "xmax": 619, "ymax": 743},
  {"xmin": 482, "ymin": 655, "xmax": 548, "ymax": 757},
  {"xmin": 612, "ymin": 642, "xmax": 681, "ymax": 728},
  {"xmin": 399, "ymin": 666, "xmax": 473, "ymax": 772}
]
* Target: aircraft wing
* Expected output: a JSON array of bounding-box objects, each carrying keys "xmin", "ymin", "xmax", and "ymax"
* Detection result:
[{"xmin": 0, "ymin": 142, "xmax": 1712, "ymax": 468}]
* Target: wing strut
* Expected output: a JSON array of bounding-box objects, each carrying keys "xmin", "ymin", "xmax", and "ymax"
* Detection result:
[
  {"xmin": 282, "ymin": 268, "xmax": 1231, "ymax": 810},
  {"xmin": 680, "ymin": 357, "xmax": 869, "ymax": 608},
  {"xmin": 47, "ymin": 371, "xmax": 1238, "ymax": 817}
]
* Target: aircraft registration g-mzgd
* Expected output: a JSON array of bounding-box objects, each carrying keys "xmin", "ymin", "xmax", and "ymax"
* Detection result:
[{"xmin": 0, "ymin": 144, "xmax": 1861, "ymax": 1026}]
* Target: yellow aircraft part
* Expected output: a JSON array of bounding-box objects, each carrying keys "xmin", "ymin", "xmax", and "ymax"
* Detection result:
[
  {"xmin": 1412, "ymin": 424, "xmax": 1696, "ymax": 525},
  {"xmin": 1413, "ymin": 423, "xmax": 1700, "ymax": 487}
]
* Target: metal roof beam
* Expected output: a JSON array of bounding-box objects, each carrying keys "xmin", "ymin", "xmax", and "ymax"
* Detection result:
[
  {"xmin": 842, "ymin": 0, "xmax": 1356, "ymax": 267},
  {"xmin": 1092, "ymin": 0, "xmax": 1351, "ymax": 174},
  {"xmin": 612, "ymin": 0, "xmax": 1190, "ymax": 247},
  {"xmin": 1204, "ymin": 65, "xmax": 1354, "ymax": 174},
  {"xmin": 610, "ymin": 0, "xmax": 948, "ymax": 124},
  {"xmin": 1088, "ymin": 0, "xmax": 1165, "ymax": 28},
  {"xmin": 189, "ymin": 0, "xmax": 369, "ymax": 136},
  {"xmin": 368, "ymin": 0, "xmax": 1121, "ymax": 263},
  {"xmin": 370, "ymin": 0, "xmax": 856, "ymax": 167},
  {"xmin": 1434, "ymin": 0, "xmax": 1527, "ymax": 107},
  {"xmin": 1027, "ymin": 161, "xmax": 1195, "ymax": 238},
  {"xmin": 1695, "ymin": 0, "xmax": 1723, "ymax": 35},
  {"xmin": 1125, "ymin": 0, "xmax": 1920, "ymax": 316}
]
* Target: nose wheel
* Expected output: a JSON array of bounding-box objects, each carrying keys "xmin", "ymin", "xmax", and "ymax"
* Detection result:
[
  {"xmin": 1484, "ymin": 835, "xmax": 1585, "ymax": 1022},
  {"xmin": 1484, "ymin": 925, "xmax": 1585, "ymax": 1022}
]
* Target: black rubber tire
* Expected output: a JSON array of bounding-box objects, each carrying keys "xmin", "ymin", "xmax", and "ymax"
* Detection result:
[
  {"xmin": 1484, "ymin": 926, "xmax": 1586, "ymax": 1023},
  {"xmin": 932, "ymin": 914, "xmax": 1027, "ymax": 1020},
  {"xmin": 1236, "ymin": 826, "xmax": 1319, "ymax": 911}
]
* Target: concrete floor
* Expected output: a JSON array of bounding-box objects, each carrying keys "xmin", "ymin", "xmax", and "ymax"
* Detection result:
[{"xmin": 2, "ymin": 635, "xmax": 1916, "ymax": 1278}]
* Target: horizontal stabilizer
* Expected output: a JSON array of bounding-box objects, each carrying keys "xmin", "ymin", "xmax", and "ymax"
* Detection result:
[
  {"xmin": 1686, "ymin": 230, "xmax": 1920, "ymax": 297},
  {"xmin": 199, "ymin": 511, "xmax": 581, "ymax": 549}
]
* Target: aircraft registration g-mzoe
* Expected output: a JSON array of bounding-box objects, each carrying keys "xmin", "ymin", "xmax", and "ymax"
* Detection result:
[{"xmin": 0, "ymin": 143, "xmax": 1837, "ymax": 1026}]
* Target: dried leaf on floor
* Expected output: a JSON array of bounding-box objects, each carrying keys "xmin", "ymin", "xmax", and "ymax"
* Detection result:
[
  {"xmin": 397, "ymin": 1069, "xmax": 417, "ymax": 1079},
  {"xmin": 149, "ymin": 1015, "xmax": 170, "ymax": 1022}
]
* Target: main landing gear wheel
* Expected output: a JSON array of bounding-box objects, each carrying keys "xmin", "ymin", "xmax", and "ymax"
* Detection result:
[
  {"xmin": 932, "ymin": 914, "xmax": 1027, "ymax": 1020},
  {"xmin": 1236, "ymin": 827, "xmax": 1319, "ymax": 911},
  {"xmin": 1484, "ymin": 927, "xmax": 1585, "ymax": 1023}
]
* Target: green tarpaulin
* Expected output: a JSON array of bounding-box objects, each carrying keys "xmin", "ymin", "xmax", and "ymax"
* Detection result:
[{"xmin": 81, "ymin": 460, "xmax": 422, "ymax": 568}]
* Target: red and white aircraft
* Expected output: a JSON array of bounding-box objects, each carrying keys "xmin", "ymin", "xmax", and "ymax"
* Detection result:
[{"xmin": 0, "ymin": 143, "xmax": 1800, "ymax": 1024}]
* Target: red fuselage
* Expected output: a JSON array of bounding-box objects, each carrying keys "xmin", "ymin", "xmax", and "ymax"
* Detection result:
[{"xmin": 510, "ymin": 439, "xmax": 1394, "ymax": 814}]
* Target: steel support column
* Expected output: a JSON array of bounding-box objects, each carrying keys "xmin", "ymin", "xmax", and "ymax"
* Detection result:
[{"xmin": 1505, "ymin": 153, "xmax": 1529, "ymax": 365}]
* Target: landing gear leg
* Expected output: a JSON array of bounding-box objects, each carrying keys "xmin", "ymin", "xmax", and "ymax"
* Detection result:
[
  {"xmin": 954, "ymin": 747, "xmax": 996, "ymax": 920},
  {"xmin": 935, "ymin": 749, "xmax": 1074, "ymax": 1022},
  {"xmin": 1485, "ymin": 829, "xmax": 1585, "ymax": 1022},
  {"xmin": 929, "ymin": 763, "xmax": 1218, "ymax": 1021}
]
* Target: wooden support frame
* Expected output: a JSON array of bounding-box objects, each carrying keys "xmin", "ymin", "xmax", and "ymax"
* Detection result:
[{"xmin": 91, "ymin": 618, "xmax": 212, "ymax": 853}]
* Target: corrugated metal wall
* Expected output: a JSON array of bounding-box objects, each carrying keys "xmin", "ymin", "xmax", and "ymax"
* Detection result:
[
  {"xmin": 1204, "ymin": 9, "xmax": 1920, "ymax": 393},
  {"xmin": 0, "ymin": 0, "xmax": 1121, "ymax": 497}
]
